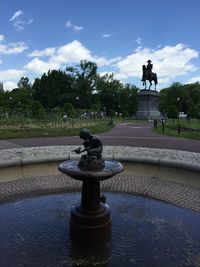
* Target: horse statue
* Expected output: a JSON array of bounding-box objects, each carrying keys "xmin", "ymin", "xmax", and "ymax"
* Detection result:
[{"xmin": 141, "ymin": 64, "xmax": 158, "ymax": 90}]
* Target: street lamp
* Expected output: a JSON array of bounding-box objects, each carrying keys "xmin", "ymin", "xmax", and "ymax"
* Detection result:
[
  {"xmin": 9, "ymin": 96, "xmax": 12, "ymax": 117},
  {"xmin": 177, "ymin": 97, "xmax": 180, "ymax": 122}
]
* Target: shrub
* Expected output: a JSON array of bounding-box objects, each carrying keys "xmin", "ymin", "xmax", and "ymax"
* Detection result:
[{"xmin": 167, "ymin": 105, "xmax": 178, "ymax": 121}]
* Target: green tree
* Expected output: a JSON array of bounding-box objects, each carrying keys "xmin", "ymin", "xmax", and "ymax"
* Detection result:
[
  {"xmin": 63, "ymin": 102, "xmax": 76, "ymax": 117},
  {"xmin": 96, "ymin": 74, "xmax": 121, "ymax": 114},
  {"xmin": 167, "ymin": 105, "xmax": 179, "ymax": 122},
  {"xmin": 9, "ymin": 88, "xmax": 34, "ymax": 116},
  {"xmin": 17, "ymin": 77, "xmax": 32, "ymax": 90},
  {"xmin": 159, "ymin": 82, "xmax": 200, "ymax": 115},
  {"xmin": 32, "ymin": 70, "xmax": 74, "ymax": 109},
  {"xmin": 0, "ymin": 91, "xmax": 10, "ymax": 113},
  {"xmin": 189, "ymin": 105, "xmax": 199, "ymax": 118},
  {"xmin": 121, "ymin": 83, "xmax": 138, "ymax": 115},
  {"xmin": 32, "ymin": 101, "xmax": 44, "ymax": 118},
  {"xmin": 66, "ymin": 60, "xmax": 97, "ymax": 109},
  {"xmin": 96, "ymin": 74, "xmax": 138, "ymax": 116}
]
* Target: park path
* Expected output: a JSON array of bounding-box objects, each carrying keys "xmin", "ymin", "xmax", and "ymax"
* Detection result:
[{"xmin": 0, "ymin": 123, "xmax": 199, "ymax": 153}]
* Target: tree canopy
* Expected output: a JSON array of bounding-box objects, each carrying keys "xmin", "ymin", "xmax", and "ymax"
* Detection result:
[
  {"xmin": 2, "ymin": 61, "xmax": 200, "ymax": 120},
  {"xmin": 1, "ymin": 61, "xmax": 200, "ymax": 120},
  {"xmin": 159, "ymin": 82, "xmax": 200, "ymax": 118},
  {"xmin": 0, "ymin": 60, "xmax": 139, "ymax": 118}
]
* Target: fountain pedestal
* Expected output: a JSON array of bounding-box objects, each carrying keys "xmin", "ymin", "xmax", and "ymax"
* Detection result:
[{"xmin": 58, "ymin": 159, "xmax": 123, "ymax": 244}]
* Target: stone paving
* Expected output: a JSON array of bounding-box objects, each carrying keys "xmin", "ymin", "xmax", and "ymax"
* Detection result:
[{"xmin": 0, "ymin": 172, "xmax": 199, "ymax": 213}]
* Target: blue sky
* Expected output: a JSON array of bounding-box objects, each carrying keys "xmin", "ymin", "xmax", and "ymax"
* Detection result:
[{"xmin": 1, "ymin": 0, "xmax": 200, "ymax": 91}]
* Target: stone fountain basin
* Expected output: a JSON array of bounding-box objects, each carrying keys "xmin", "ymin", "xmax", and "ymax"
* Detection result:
[
  {"xmin": 0, "ymin": 146, "xmax": 199, "ymax": 189},
  {"xmin": 1, "ymin": 192, "xmax": 200, "ymax": 267},
  {"xmin": 0, "ymin": 146, "xmax": 199, "ymax": 214},
  {"xmin": 58, "ymin": 159, "xmax": 124, "ymax": 181},
  {"xmin": 0, "ymin": 146, "xmax": 200, "ymax": 266}
]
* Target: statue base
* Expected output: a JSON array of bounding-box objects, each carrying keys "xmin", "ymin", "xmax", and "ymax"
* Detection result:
[
  {"xmin": 70, "ymin": 203, "xmax": 111, "ymax": 244},
  {"xmin": 136, "ymin": 89, "xmax": 160, "ymax": 120}
]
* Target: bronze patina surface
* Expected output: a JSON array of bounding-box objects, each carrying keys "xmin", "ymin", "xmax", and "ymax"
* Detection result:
[{"xmin": 58, "ymin": 129, "xmax": 124, "ymax": 244}]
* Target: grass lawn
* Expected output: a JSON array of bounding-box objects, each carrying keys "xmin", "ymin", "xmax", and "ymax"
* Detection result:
[
  {"xmin": 153, "ymin": 119, "xmax": 200, "ymax": 139},
  {"xmin": 0, "ymin": 118, "xmax": 114, "ymax": 139}
]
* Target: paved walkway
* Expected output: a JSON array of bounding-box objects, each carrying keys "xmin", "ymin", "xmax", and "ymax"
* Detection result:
[{"xmin": 0, "ymin": 123, "xmax": 200, "ymax": 152}]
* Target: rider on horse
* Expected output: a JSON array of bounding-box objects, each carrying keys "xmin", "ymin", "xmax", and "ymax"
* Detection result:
[
  {"xmin": 141, "ymin": 59, "xmax": 153, "ymax": 81},
  {"xmin": 146, "ymin": 59, "xmax": 153, "ymax": 79},
  {"xmin": 141, "ymin": 59, "xmax": 158, "ymax": 90}
]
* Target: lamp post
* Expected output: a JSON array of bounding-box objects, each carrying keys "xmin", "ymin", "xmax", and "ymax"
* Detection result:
[
  {"xmin": 76, "ymin": 96, "xmax": 79, "ymax": 109},
  {"xmin": 9, "ymin": 96, "xmax": 12, "ymax": 117},
  {"xmin": 177, "ymin": 97, "xmax": 180, "ymax": 122}
]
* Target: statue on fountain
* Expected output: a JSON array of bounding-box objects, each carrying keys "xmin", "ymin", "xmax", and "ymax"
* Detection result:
[
  {"xmin": 73, "ymin": 128, "xmax": 105, "ymax": 170},
  {"xmin": 59, "ymin": 128, "xmax": 124, "ymax": 244}
]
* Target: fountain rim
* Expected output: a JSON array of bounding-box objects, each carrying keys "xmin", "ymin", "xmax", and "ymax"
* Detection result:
[
  {"xmin": 58, "ymin": 159, "xmax": 124, "ymax": 181},
  {"xmin": 0, "ymin": 151, "xmax": 199, "ymax": 173},
  {"xmin": 0, "ymin": 146, "xmax": 199, "ymax": 212}
]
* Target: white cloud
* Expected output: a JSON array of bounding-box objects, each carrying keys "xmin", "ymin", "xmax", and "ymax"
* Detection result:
[
  {"xmin": 109, "ymin": 57, "xmax": 122, "ymax": 64},
  {"xmin": 136, "ymin": 37, "xmax": 142, "ymax": 45},
  {"xmin": 25, "ymin": 40, "xmax": 118, "ymax": 74},
  {"xmin": 26, "ymin": 41, "xmax": 198, "ymax": 84},
  {"xmin": 65, "ymin": 20, "xmax": 84, "ymax": 32},
  {"xmin": 55, "ymin": 40, "xmax": 92, "ymax": 63},
  {"xmin": 13, "ymin": 20, "xmax": 25, "ymax": 32},
  {"xmin": 65, "ymin": 21, "xmax": 72, "ymax": 27},
  {"xmin": 114, "ymin": 72, "xmax": 128, "ymax": 80},
  {"xmin": 93, "ymin": 56, "xmax": 122, "ymax": 66},
  {"xmin": 25, "ymin": 41, "xmax": 91, "ymax": 74},
  {"xmin": 73, "ymin": 25, "xmax": 84, "ymax": 32},
  {"xmin": 0, "ymin": 42, "xmax": 28, "ymax": 55},
  {"xmin": 115, "ymin": 43, "xmax": 198, "ymax": 84},
  {"xmin": 9, "ymin": 10, "xmax": 23, "ymax": 21},
  {"xmin": 25, "ymin": 58, "xmax": 60, "ymax": 74},
  {"xmin": 93, "ymin": 57, "xmax": 110, "ymax": 66},
  {"xmin": 0, "ymin": 69, "xmax": 26, "ymax": 81},
  {"xmin": 28, "ymin": 19, "xmax": 34, "ymax": 24},
  {"xmin": 0, "ymin": 35, "xmax": 5, "ymax": 42},
  {"xmin": 102, "ymin": 34, "xmax": 111, "ymax": 38},
  {"xmin": 9, "ymin": 10, "xmax": 33, "ymax": 32},
  {"xmin": 186, "ymin": 76, "xmax": 200, "ymax": 84},
  {"xmin": 3, "ymin": 81, "xmax": 18, "ymax": 91},
  {"xmin": 28, "ymin": 47, "xmax": 56, "ymax": 57},
  {"xmin": 99, "ymin": 71, "xmax": 114, "ymax": 77},
  {"xmin": 2, "ymin": 40, "xmax": 199, "ymax": 90}
]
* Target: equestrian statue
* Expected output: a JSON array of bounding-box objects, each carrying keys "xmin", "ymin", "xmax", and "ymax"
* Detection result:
[{"xmin": 141, "ymin": 60, "xmax": 158, "ymax": 90}]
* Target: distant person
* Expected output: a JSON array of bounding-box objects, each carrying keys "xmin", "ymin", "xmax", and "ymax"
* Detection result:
[
  {"xmin": 187, "ymin": 112, "xmax": 190, "ymax": 123},
  {"xmin": 153, "ymin": 119, "xmax": 157, "ymax": 129}
]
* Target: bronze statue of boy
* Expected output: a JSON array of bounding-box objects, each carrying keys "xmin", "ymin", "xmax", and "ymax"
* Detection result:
[{"xmin": 74, "ymin": 128, "xmax": 105, "ymax": 170}]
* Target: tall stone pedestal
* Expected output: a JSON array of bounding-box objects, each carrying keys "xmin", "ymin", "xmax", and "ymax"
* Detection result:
[{"xmin": 136, "ymin": 89, "xmax": 160, "ymax": 120}]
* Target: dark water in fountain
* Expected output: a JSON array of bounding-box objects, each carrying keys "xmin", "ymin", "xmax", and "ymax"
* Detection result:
[{"xmin": 0, "ymin": 193, "xmax": 200, "ymax": 267}]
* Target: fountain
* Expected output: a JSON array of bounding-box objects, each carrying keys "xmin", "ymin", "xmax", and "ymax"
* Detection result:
[
  {"xmin": 0, "ymin": 130, "xmax": 200, "ymax": 266},
  {"xmin": 58, "ymin": 128, "xmax": 124, "ymax": 244}
]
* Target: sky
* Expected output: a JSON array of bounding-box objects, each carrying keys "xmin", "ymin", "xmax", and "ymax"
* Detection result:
[{"xmin": 1, "ymin": 0, "xmax": 200, "ymax": 91}]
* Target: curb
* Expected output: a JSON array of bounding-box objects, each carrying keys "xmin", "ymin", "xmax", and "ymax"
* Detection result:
[{"xmin": 0, "ymin": 154, "xmax": 200, "ymax": 174}]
